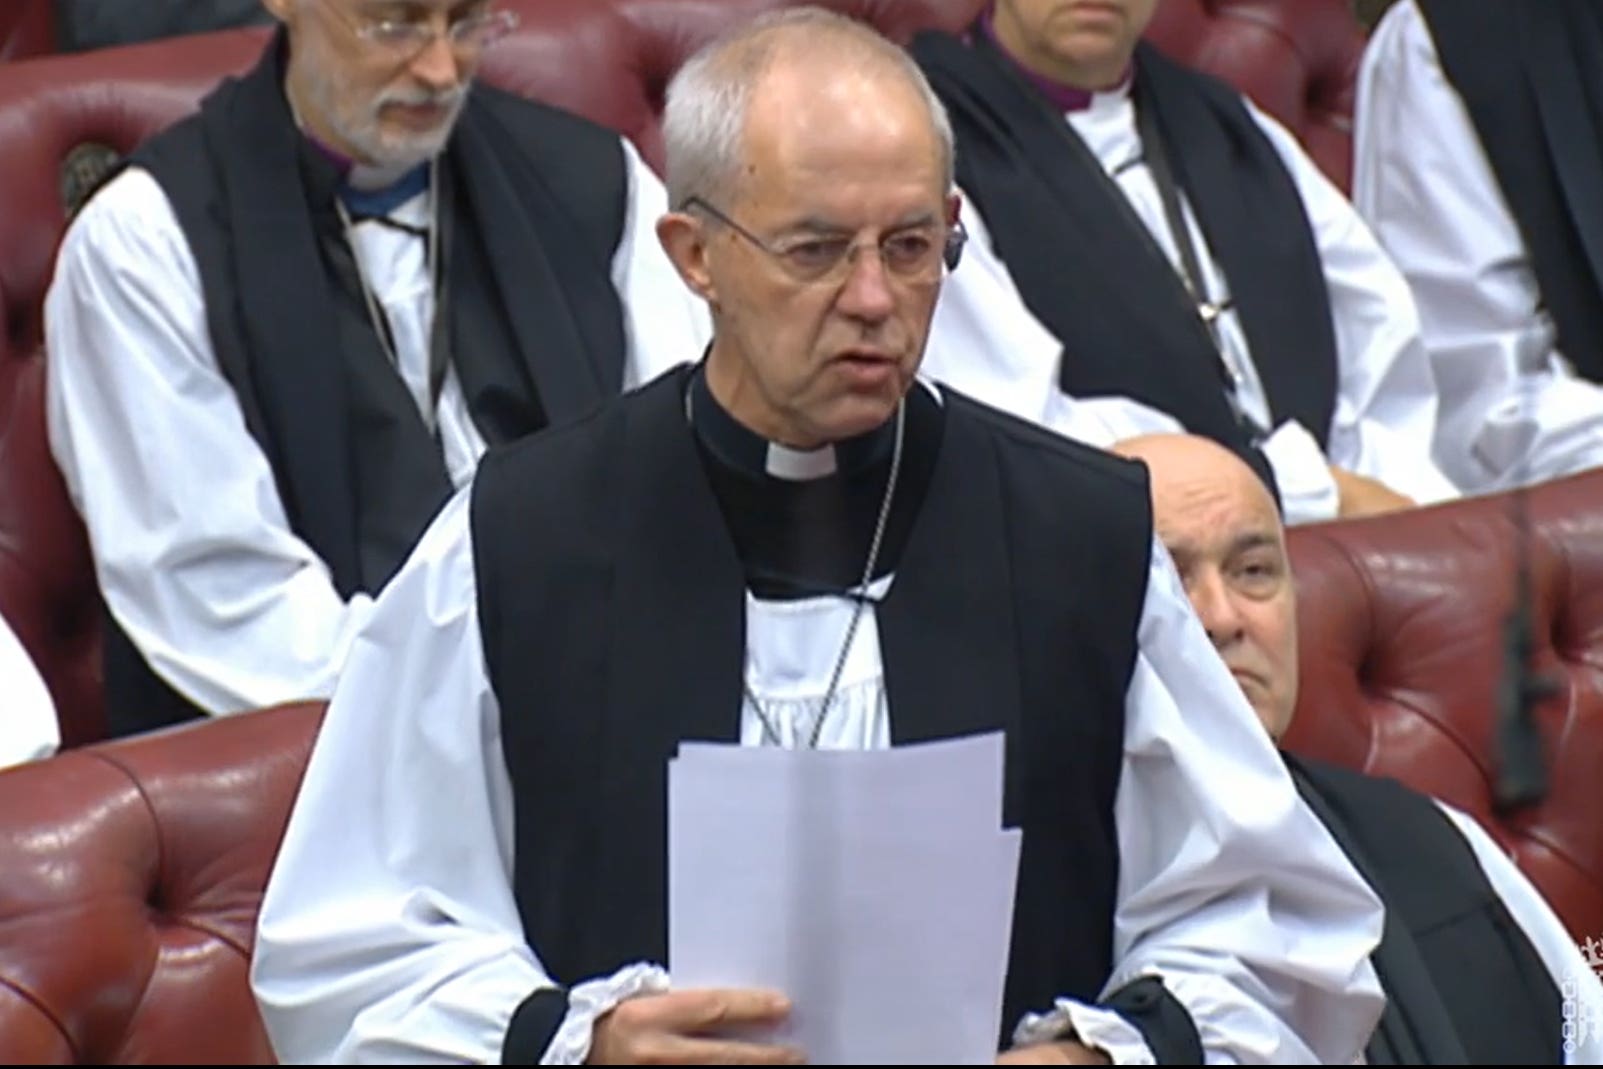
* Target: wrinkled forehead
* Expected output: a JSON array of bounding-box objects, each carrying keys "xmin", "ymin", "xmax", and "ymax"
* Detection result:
[
  {"xmin": 1152, "ymin": 467, "xmax": 1284, "ymax": 561},
  {"xmin": 738, "ymin": 69, "xmax": 945, "ymax": 201}
]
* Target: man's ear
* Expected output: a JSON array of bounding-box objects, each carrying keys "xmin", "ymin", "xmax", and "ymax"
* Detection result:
[
  {"xmin": 261, "ymin": 0, "xmax": 294, "ymax": 23},
  {"xmin": 657, "ymin": 212, "xmax": 719, "ymax": 306}
]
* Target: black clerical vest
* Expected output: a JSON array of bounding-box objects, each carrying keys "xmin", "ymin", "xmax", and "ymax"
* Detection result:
[
  {"xmin": 101, "ymin": 31, "xmax": 628, "ymax": 736},
  {"xmin": 472, "ymin": 368, "xmax": 1151, "ymax": 1054},
  {"xmin": 912, "ymin": 31, "xmax": 1338, "ymax": 480},
  {"xmin": 1288, "ymin": 755, "xmax": 1561, "ymax": 1064},
  {"xmin": 1418, "ymin": 0, "xmax": 1603, "ymax": 384}
]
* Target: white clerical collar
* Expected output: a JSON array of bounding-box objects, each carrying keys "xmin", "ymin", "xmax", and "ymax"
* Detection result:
[
  {"xmin": 1078, "ymin": 76, "xmax": 1133, "ymax": 115},
  {"xmin": 686, "ymin": 366, "xmax": 896, "ymax": 483},
  {"xmin": 764, "ymin": 440, "xmax": 839, "ymax": 480}
]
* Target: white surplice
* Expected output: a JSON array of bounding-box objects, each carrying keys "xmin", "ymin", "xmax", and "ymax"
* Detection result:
[
  {"xmin": 0, "ymin": 611, "xmax": 57, "ymax": 769},
  {"xmin": 251, "ymin": 480, "xmax": 1386, "ymax": 1065},
  {"xmin": 44, "ymin": 136, "xmax": 710, "ymax": 717},
  {"xmin": 1353, "ymin": 0, "xmax": 1603, "ymax": 492},
  {"xmin": 925, "ymin": 79, "xmax": 1458, "ymax": 525}
]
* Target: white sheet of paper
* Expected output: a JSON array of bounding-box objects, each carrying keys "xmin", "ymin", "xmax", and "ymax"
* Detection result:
[
  {"xmin": 669, "ymin": 733, "xmax": 1020, "ymax": 1065},
  {"xmin": 675, "ymin": 732, "xmax": 1005, "ymax": 840}
]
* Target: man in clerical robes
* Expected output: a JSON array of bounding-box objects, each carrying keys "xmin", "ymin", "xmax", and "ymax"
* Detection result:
[
  {"xmin": 1355, "ymin": 0, "xmax": 1603, "ymax": 493},
  {"xmin": 910, "ymin": 0, "xmax": 1458, "ymax": 525},
  {"xmin": 1116, "ymin": 431, "xmax": 1603, "ymax": 1064},
  {"xmin": 44, "ymin": 0, "xmax": 710, "ymax": 736},
  {"xmin": 252, "ymin": 9, "xmax": 1385, "ymax": 1064}
]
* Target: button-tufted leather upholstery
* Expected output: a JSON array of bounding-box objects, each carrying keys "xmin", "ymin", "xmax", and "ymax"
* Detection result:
[
  {"xmin": 0, "ymin": 701, "xmax": 323, "ymax": 1064},
  {"xmin": 0, "ymin": 0, "xmax": 1366, "ymax": 752},
  {"xmin": 1144, "ymin": 0, "xmax": 1366, "ymax": 192},
  {"xmin": 1284, "ymin": 469, "xmax": 1603, "ymax": 947}
]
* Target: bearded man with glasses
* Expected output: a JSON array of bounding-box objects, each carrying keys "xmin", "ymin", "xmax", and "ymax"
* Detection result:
[{"xmin": 44, "ymin": 0, "xmax": 710, "ymax": 736}]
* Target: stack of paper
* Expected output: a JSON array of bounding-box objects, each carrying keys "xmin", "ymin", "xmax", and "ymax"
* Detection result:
[{"xmin": 668, "ymin": 732, "xmax": 1021, "ymax": 1065}]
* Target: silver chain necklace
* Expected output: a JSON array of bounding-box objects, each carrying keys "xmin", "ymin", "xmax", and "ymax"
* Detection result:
[{"xmin": 743, "ymin": 401, "xmax": 906, "ymax": 749}]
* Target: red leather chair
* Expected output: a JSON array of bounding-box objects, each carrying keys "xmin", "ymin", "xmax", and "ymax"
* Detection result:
[
  {"xmin": 0, "ymin": 1, "xmax": 54, "ymax": 62},
  {"xmin": 0, "ymin": 701, "xmax": 324, "ymax": 1064},
  {"xmin": 1145, "ymin": 0, "xmax": 1366, "ymax": 191},
  {"xmin": 1284, "ymin": 471, "xmax": 1603, "ymax": 947}
]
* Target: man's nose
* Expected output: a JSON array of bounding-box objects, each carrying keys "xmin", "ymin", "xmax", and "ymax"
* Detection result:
[
  {"xmin": 1191, "ymin": 571, "xmax": 1245, "ymax": 648},
  {"xmin": 834, "ymin": 245, "xmax": 896, "ymax": 321},
  {"xmin": 408, "ymin": 32, "xmax": 462, "ymax": 92}
]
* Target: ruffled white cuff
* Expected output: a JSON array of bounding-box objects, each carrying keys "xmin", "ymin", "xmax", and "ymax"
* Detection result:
[
  {"xmin": 539, "ymin": 963, "xmax": 671, "ymax": 1064},
  {"xmin": 1012, "ymin": 997, "xmax": 1154, "ymax": 1065}
]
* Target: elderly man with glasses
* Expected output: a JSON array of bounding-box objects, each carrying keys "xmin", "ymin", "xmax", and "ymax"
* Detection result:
[
  {"xmin": 252, "ymin": 9, "xmax": 1387, "ymax": 1064},
  {"xmin": 43, "ymin": 0, "xmax": 709, "ymax": 736}
]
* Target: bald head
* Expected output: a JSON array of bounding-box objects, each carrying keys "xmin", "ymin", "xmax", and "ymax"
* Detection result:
[
  {"xmin": 1115, "ymin": 435, "xmax": 1300, "ymax": 740},
  {"xmin": 745, "ymin": 42, "xmax": 943, "ymax": 212},
  {"xmin": 1115, "ymin": 434, "xmax": 1281, "ymax": 538}
]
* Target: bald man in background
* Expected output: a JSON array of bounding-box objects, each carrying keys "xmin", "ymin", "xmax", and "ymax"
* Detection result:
[{"xmin": 1116, "ymin": 432, "xmax": 1602, "ymax": 1064}]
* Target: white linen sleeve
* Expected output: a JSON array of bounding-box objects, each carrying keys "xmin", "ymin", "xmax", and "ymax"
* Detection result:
[
  {"xmin": 1353, "ymin": 0, "xmax": 1603, "ymax": 491},
  {"xmin": 1243, "ymin": 97, "xmax": 1459, "ymax": 511},
  {"xmin": 43, "ymin": 168, "xmax": 374, "ymax": 715},
  {"xmin": 251, "ymin": 488, "xmax": 668, "ymax": 1064}
]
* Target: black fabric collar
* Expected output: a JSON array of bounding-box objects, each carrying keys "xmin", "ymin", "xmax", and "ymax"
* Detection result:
[
  {"xmin": 604, "ymin": 365, "xmax": 1017, "ymax": 746},
  {"xmin": 687, "ymin": 364, "xmax": 898, "ymax": 483},
  {"xmin": 687, "ymin": 368, "xmax": 942, "ymax": 601}
]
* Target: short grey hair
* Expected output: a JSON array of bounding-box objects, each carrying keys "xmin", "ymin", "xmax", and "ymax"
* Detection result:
[{"xmin": 662, "ymin": 6, "xmax": 956, "ymax": 209}]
